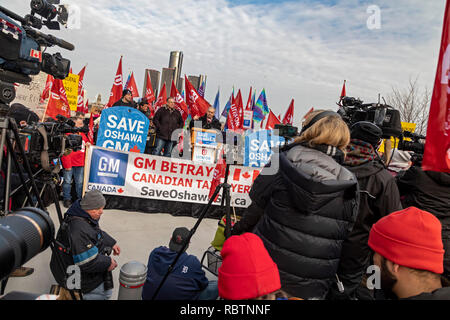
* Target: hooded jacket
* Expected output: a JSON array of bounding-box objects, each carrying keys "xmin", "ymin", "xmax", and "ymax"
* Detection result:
[
  {"xmin": 397, "ymin": 166, "xmax": 450, "ymax": 278},
  {"xmin": 330, "ymin": 159, "xmax": 402, "ymax": 299},
  {"xmin": 141, "ymin": 246, "xmax": 208, "ymax": 300},
  {"xmin": 50, "ymin": 200, "xmax": 116, "ymax": 293},
  {"xmin": 248, "ymin": 144, "xmax": 359, "ymax": 299},
  {"xmin": 153, "ymin": 105, "xmax": 184, "ymax": 141}
]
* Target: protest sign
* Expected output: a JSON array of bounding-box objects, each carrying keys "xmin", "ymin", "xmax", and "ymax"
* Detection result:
[
  {"xmin": 96, "ymin": 106, "xmax": 149, "ymax": 153},
  {"xmin": 62, "ymin": 73, "xmax": 80, "ymax": 111},
  {"xmin": 85, "ymin": 146, "xmax": 261, "ymax": 208},
  {"xmin": 244, "ymin": 130, "xmax": 284, "ymax": 167}
]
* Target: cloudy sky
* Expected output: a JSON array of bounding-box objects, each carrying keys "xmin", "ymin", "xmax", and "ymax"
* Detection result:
[{"xmin": 2, "ymin": 0, "xmax": 447, "ymax": 125}]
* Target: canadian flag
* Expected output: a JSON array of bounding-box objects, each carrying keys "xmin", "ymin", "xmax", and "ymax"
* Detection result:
[
  {"xmin": 185, "ymin": 75, "xmax": 210, "ymax": 118},
  {"xmin": 125, "ymin": 71, "xmax": 140, "ymax": 98},
  {"xmin": 40, "ymin": 74, "xmax": 54, "ymax": 103},
  {"xmin": 143, "ymin": 70, "xmax": 156, "ymax": 103},
  {"xmin": 265, "ymin": 109, "xmax": 281, "ymax": 130},
  {"xmin": 282, "ymin": 99, "xmax": 294, "ymax": 125},
  {"xmin": 29, "ymin": 49, "xmax": 42, "ymax": 62},
  {"xmin": 422, "ymin": 0, "xmax": 450, "ymax": 172},
  {"xmin": 106, "ymin": 56, "xmax": 123, "ymax": 108},
  {"xmin": 170, "ymin": 80, "xmax": 189, "ymax": 121},
  {"xmin": 153, "ymin": 82, "xmax": 167, "ymax": 114}
]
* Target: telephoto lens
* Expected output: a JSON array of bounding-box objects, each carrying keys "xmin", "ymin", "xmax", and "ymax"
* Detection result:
[{"xmin": 0, "ymin": 207, "xmax": 55, "ymax": 281}]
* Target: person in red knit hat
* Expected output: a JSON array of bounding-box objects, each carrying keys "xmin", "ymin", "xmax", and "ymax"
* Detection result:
[
  {"xmin": 368, "ymin": 207, "xmax": 450, "ymax": 300},
  {"xmin": 218, "ymin": 233, "xmax": 290, "ymax": 300}
]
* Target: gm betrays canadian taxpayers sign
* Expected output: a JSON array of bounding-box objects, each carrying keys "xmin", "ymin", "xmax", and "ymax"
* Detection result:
[
  {"xmin": 96, "ymin": 106, "xmax": 149, "ymax": 153},
  {"xmin": 244, "ymin": 130, "xmax": 284, "ymax": 167},
  {"xmin": 85, "ymin": 146, "xmax": 262, "ymax": 208}
]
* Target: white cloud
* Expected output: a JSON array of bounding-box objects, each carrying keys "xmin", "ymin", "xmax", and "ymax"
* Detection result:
[{"xmin": 2, "ymin": 0, "xmax": 446, "ymax": 126}]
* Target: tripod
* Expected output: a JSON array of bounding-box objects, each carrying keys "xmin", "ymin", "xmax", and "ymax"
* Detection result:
[{"xmin": 151, "ymin": 162, "xmax": 233, "ymax": 300}]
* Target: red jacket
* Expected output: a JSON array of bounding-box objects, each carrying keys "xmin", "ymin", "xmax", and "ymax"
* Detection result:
[{"xmin": 61, "ymin": 132, "xmax": 89, "ymax": 169}]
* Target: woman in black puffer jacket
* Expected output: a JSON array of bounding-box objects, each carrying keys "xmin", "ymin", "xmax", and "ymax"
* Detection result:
[{"xmin": 232, "ymin": 110, "xmax": 359, "ymax": 299}]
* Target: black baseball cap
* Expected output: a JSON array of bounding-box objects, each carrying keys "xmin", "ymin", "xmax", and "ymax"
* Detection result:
[
  {"xmin": 122, "ymin": 89, "xmax": 133, "ymax": 97},
  {"xmin": 169, "ymin": 227, "xmax": 190, "ymax": 253}
]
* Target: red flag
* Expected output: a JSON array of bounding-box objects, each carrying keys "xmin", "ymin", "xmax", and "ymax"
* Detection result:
[
  {"xmin": 226, "ymin": 90, "xmax": 244, "ymax": 131},
  {"xmin": 84, "ymin": 98, "xmax": 89, "ymax": 114},
  {"xmin": 106, "ymin": 56, "xmax": 123, "ymax": 108},
  {"xmin": 69, "ymin": 67, "xmax": 73, "ymax": 74},
  {"xmin": 303, "ymin": 107, "xmax": 315, "ymax": 119},
  {"xmin": 265, "ymin": 109, "xmax": 281, "ymax": 130},
  {"xmin": 88, "ymin": 113, "xmax": 94, "ymax": 144},
  {"xmin": 282, "ymin": 99, "xmax": 294, "ymax": 125},
  {"xmin": 40, "ymin": 74, "xmax": 54, "ymax": 103},
  {"xmin": 77, "ymin": 90, "xmax": 85, "ymax": 113},
  {"xmin": 245, "ymin": 87, "xmax": 253, "ymax": 111},
  {"xmin": 77, "ymin": 65, "xmax": 86, "ymax": 96},
  {"xmin": 170, "ymin": 80, "xmax": 189, "ymax": 121},
  {"xmin": 340, "ymin": 80, "xmax": 346, "ymax": 99},
  {"xmin": 209, "ymin": 149, "xmax": 226, "ymax": 202},
  {"xmin": 154, "ymin": 82, "xmax": 167, "ymax": 114},
  {"xmin": 45, "ymin": 79, "xmax": 70, "ymax": 120},
  {"xmin": 422, "ymin": 0, "xmax": 450, "ymax": 172},
  {"xmin": 125, "ymin": 72, "xmax": 140, "ymax": 98},
  {"xmin": 185, "ymin": 75, "xmax": 210, "ymax": 118},
  {"xmin": 143, "ymin": 71, "xmax": 156, "ymax": 103}
]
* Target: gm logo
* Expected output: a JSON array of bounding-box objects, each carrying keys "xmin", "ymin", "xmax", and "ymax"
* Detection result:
[{"xmin": 89, "ymin": 149, "xmax": 128, "ymax": 186}]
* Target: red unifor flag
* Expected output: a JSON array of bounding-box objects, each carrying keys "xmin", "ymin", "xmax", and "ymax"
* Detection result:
[
  {"xmin": 77, "ymin": 65, "xmax": 86, "ymax": 96},
  {"xmin": 45, "ymin": 78, "xmax": 70, "ymax": 120},
  {"xmin": 185, "ymin": 75, "xmax": 210, "ymax": 118},
  {"xmin": 84, "ymin": 98, "xmax": 89, "ymax": 114},
  {"xmin": 303, "ymin": 107, "xmax": 315, "ymax": 119},
  {"xmin": 282, "ymin": 99, "xmax": 294, "ymax": 125},
  {"xmin": 422, "ymin": 0, "xmax": 450, "ymax": 173},
  {"xmin": 143, "ymin": 70, "xmax": 156, "ymax": 103},
  {"xmin": 209, "ymin": 149, "xmax": 227, "ymax": 202},
  {"xmin": 88, "ymin": 112, "xmax": 94, "ymax": 144},
  {"xmin": 106, "ymin": 56, "xmax": 123, "ymax": 108},
  {"xmin": 340, "ymin": 80, "xmax": 346, "ymax": 100},
  {"xmin": 226, "ymin": 90, "xmax": 244, "ymax": 131},
  {"xmin": 126, "ymin": 71, "xmax": 140, "ymax": 98},
  {"xmin": 77, "ymin": 90, "xmax": 85, "ymax": 113},
  {"xmin": 170, "ymin": 80, "xmax": 189, "ymax": 121},
  {"xmin": 40, "ymin": 74, "xmax": 54, "ymax": 103},
  {"xmin": 265, "ymin": 109, "xmax": 281, "ymax": 130},
  {"xmin": 154, "ymin": 83, "xmax": 167, "ymax": 114},
  {"xmin": 245, "ymin": 87, "xmax": 253, "ymax": 111}
]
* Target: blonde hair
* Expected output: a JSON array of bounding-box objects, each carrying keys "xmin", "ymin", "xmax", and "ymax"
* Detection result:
[
  {"xmin": 295, "ymin": 109, "xmax": 350, "ymax": 152},
  {"xmin": 91, "ymin": 105, "xmax": 101, "ymax": 114}
]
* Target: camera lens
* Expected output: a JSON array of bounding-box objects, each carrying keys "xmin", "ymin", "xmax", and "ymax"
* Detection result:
[{"xmin": 0, "ymin": 207, "xmax": 55, "ymax": 281}]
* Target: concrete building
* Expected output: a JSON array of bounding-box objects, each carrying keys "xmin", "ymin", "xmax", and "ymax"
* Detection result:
[{"xmin": 160, "ymin": 67, "xmax": 176, "ymax": 98}]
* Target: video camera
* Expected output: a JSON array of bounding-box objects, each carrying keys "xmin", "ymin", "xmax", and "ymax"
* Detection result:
[
  {"xmin": 337, "ymin": 96, "xmax": 402, "ymax": 139},
  {"xmin": 398, "ymin": 131, "xmax": 425, "ymax": 166},
  {"xmin": 0, "ymin": 1, "xmax": 74, "ymax": 106},
  {"xmin": 20, "ymin": 115, "xmax": 85, "ymax": 171}
]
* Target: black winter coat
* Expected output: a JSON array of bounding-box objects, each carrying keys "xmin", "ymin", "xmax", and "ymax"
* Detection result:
[
  {"xmin": 50, "ymin": 200, "xmax": 116, "ymax": 293},
  {"xmin": 189, "ymin": 114, "xmax": 222, "ymax": 131},
  {"xmin": 153, "ymin": 105, "xmax": 184, "ymax": 141},
  {"xmin": 397, "ymin": 166, "xmax": 450, "ymax": 278},
  {"xmin": 248, "ymin": 144, "xmax": 359, "ymax": 299},
  {"xmin": 330, "ymin": 160, "xmax": 402, "ymax": 299}
]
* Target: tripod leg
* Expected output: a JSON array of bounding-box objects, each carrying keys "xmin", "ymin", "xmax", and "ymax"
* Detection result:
[
  {"xmin": 49, "ymin": 181, "xmax": 64, "ymax": 225},
  {"xmin": 3, "ymin": 151, "xmax": 12, "ymax": 214}
]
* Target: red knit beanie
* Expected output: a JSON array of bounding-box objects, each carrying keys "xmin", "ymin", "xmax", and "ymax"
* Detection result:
[
  {"xmin": 218, "ymin": 233, "xmax": 281, "ymax": 300},
  {"xmin": 368, "ymin": 207, "xmax": 445, "ymax": 274}
]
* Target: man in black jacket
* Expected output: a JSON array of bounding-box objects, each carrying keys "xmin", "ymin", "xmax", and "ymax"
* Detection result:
[
  {"xmin": 112, "ymin": 89, "xmax": 136, "ymax": 108},
  {"xmin": 50, "ymin": 190, "xmax": 120, "ymax": 300},
  {"xmin": 330, "ymin": 122, "xmax": 402, "ymax": 300},
  {"xmin": 152, "ymin": 97, "xmax": 184, "ymax": 157},
  {"xmin": 189, "ymin": 106, "xmax": 221, "ymax": 132},
  {"xmin": 397, "ymin": 164, "xmax": 450, "ymax": 280}
]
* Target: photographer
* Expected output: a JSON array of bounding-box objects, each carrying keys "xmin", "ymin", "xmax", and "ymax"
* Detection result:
[
  {"xmin": 50, "ymin": 190, "xmax": 120, "ymax": 300},
  {"xmin": 61, "ymin": 117, "xmax": 90, "ymax": 208},
  {"xmin": 396, "ymin": 161, "xmax": 450, "ymax": 280},
  {"xmin": 329, "ymin": 121, "xmax": 402, "ymax": 300}
]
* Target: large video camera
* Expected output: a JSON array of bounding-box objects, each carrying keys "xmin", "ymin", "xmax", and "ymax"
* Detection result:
[
  {"xmin": 337, "ymin": 96, "xmax": 403, "ymax": 139},
  {"xmin": 398, "ymin": 131, "xmax": 425, "ymax": 166},
  {"xmin": 20, "ymin": 115, "xmax": 85, "ymax": 171}
]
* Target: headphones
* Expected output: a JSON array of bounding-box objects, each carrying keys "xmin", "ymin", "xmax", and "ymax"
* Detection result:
[{"xmin": 300, "ymin": 111, "xmax": 340, "ymax": 135}]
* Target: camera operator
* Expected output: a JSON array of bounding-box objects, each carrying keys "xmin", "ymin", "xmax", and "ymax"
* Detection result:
[
  {"xmin": 50, "ymin": 190, "xmax": 120, "ymax": 300},
  {"xmin": 396, "ymin": 158, "xmax": 450, "ymax": 280},
  {"xmin": 61, "ymin": 117, "xmax": 90, "ymax": 208},
  {"xmin": 329, "ymin": 121, "xmax": 402, "ymax": 300}
]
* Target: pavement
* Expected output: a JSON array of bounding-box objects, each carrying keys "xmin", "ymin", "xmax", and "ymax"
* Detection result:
[{"xmin": 2, "ymin": 201, "xmax": 220, "ymax": 300}]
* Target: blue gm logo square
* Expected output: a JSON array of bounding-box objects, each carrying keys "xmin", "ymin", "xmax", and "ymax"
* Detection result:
[{"xmin": 89, "ymin": 149, "xmax": 128, "ymax": 186}]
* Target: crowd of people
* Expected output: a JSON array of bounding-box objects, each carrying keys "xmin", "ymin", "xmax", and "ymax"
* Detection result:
[{"xmin": 43, "ymin": 105, "xmax": 450, "ymax": 300}]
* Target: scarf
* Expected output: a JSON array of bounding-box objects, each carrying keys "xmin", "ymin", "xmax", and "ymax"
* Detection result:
[{"xmin": 345, "ymin": 139, "xmax": 377, "ymax": 167}]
